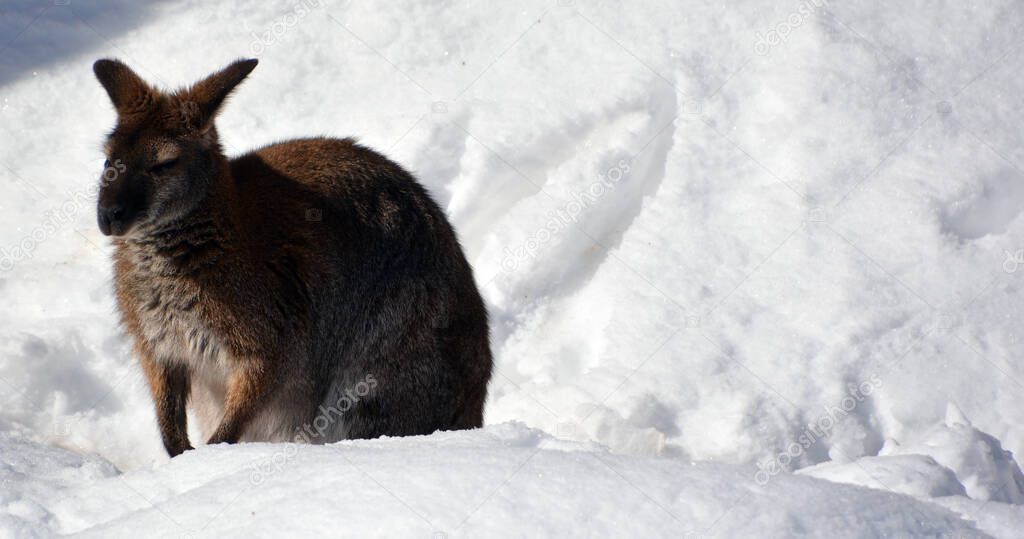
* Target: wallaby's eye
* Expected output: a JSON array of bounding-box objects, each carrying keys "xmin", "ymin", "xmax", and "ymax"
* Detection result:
[
  {"xmin": 103, "ymin": 159, "xmax": 110, "ymax": 168},
  {"xmin": 149, "ymin": 158, "xmax": 179, "ymax": 175}
]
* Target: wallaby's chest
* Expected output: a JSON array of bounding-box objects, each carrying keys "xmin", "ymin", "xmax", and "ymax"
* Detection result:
[{"xmin": 117, "ymin": 247, "xmax": 228, "ymax": 367}]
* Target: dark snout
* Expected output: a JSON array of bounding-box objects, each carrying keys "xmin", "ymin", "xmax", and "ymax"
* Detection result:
[
  {"xmin": 97, "ymin": 202, "xmax": 127, "ymax": 236},
  {"xmin": 97, "ymin": 175, "xmax": 147, "ymax": 236}
]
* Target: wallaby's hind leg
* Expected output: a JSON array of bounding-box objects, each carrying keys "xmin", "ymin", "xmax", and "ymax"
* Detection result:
[
  {"xmin": 445, "ymin": 326, "xmax": 490, "ymax": 430},
  {"xmin": 452, "ymin": 382, "xmax": 486, "ymax": 429},
  {"xmin": 345, "ymin": 342, "xmax": 457, "ymax": 439},
  {"xmin": 139, "ymin": 351, "xmax": 192, "ymax": 456},
  {"xmin": 345, "ymin": 394, "xmax": 446, "ymax": 440},
  {"xmin": 207, "ymin": 360, "xmax": 278, "ymax": 445}
]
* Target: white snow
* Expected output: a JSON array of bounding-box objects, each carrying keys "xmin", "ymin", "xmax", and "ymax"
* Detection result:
[
  {"xmin": 2, "ymin": 0, "xmax": 1024, "ymax": 536},
  {"xmin": 0, "ymin": 425, "xmax": 997, "ymax": 538},
  {"xmin": 799, "ymin": 454, "xmax": 969, "ymax": 500},
  {"xmin": 797, "ymin": 405, "xmax": 1024, "ymax": 506},
  {"xmin": 883, "ymin": 404, "xmax": 1024, "ymax": 504}
]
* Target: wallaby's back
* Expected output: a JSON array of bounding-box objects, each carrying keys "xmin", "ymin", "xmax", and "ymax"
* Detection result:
[{"xmin": 224, "ymin": 137, "xmax": 492, "ymax": 439}]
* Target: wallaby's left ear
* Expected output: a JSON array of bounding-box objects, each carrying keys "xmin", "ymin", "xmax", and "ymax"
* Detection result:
[
  {"xmin": 184, "ymin": 58, "xmax": 258, "ymax": 129},
  {"xmin": 93, "ymin": 58, "xmax": 155, "ymax": 116}
]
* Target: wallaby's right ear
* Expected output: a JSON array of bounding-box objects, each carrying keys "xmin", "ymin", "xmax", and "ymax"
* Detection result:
[
  {"xmin": 93, "ymin": 59, "xmax": 154, "ymax": 116},
  {"xmin": 183, "ymin": 58, "xmax": 258, "ymax": 129}
]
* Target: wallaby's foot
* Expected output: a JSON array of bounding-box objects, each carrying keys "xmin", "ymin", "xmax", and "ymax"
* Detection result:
[
  {"xmin": 165, "ymin": 440, "xmax": 194, "ymax": 457},
  {"xmin": 205, "ymin": 433, "xmax": 235, "ymax": 446}
]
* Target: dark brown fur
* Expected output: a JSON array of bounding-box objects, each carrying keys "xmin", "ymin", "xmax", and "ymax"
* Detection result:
[{"xmin": 93, "ymin": 58, "xmax": 492, "ymax": 456}]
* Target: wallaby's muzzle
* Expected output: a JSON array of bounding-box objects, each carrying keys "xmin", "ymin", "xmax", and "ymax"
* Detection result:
[
  {"xmin": 97, "ymin": 201, "xmax": 123, "ymax": 236},
  {"xmin": 97, "ymin": 176, "xmax": 147, "ymax": 236}
]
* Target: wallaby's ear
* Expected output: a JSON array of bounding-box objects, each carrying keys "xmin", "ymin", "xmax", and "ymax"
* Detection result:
[
  {"xmin": 93, "ymin": 59, "xmax": 154, "ymax": 116},
  {"xmin": 184, "ymin": 58, "xmax": 258, "ymax": 129}
]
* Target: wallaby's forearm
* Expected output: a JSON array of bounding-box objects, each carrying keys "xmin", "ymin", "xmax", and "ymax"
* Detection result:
[{"xmin": 140, "ymin": 353, "xmax": 192, "ymax": 456}]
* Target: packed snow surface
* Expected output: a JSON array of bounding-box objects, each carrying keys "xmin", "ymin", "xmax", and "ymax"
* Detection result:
[
  {"xmin": 2, "ymin": 0, "xmax": 1024, "ymax": 536},
  {"xmin": 0, "ymin": 425, "xmax": 1002, "ymax": 537}
]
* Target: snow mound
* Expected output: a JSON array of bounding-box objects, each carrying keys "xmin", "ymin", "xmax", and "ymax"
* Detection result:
[
  {"xmin": 881, "ymin": 405, "xmax": 1024, "ymax": 504},
  {"xmin": 934, "ymin": 496, "xmax": 1024, "ymax": 539},
  {"xmin": 0, "ymin": 433, "xmax": 117, "ymax": 538},
  {"xmin": 3, "ymin": 0, "xmax": 1024, "ymax": 535},
  {"xmin": 798, "ymin": 406, "xmax": 1024, "ymax": 506},
  {"xmin": 798, "ymin": 454, "xmax": 967, "ymax": 499},
  {"xmin": 2, "ymin": 424, "xmax": 993, "ymax": 538}
]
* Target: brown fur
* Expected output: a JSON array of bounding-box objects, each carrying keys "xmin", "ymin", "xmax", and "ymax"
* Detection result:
[{"xmin": 94, "ymin": 58, "xmax": 492, "ymax": 456}]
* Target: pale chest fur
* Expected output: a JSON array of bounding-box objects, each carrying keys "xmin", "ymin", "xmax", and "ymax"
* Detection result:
[{"xmin": 117, "ymin": 243, "xmax": 228, "ymax": 368}]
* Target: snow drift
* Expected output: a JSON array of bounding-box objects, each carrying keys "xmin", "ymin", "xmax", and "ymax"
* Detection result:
[
  {"xmin": 2, "ymin": 0, "xmax": 1024, "ymax": 536},
  {"xmin": 0, "ymin": 425, "xmax": 1002, "ymax": 537}
]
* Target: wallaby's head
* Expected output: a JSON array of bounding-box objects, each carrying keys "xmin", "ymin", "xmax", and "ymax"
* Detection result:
[{"xmin": 92, "ymin": 58, "xmax": 257, "ymax": 237}]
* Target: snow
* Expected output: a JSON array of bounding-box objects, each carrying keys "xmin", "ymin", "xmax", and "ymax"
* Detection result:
[
  {"xmin": 2, "ymin": 0, "xmax": 1024, "ymax": 536},
  {"xmin": 883, "ymin": 404, "xmax": 1024, "ymax": 504},
  {"xmin": 0, "ymin": 425, "xmax": 997, "ymax": 538},
  {"xmin": 799, "ymin": 454, "xmax": 969, "ymax": 500},
  {"xmin": 797, "ymin": 405, "xmax": 1024, "ymax": 506}
]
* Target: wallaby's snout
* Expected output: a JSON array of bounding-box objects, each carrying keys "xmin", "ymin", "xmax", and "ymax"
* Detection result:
[
  {"xmin": 97, "ymin": 164, "xmax": 147, "ymax": 236},
  {"xmin": 96, "ymin": 199, "xmax": 125, "ymax": 236}
]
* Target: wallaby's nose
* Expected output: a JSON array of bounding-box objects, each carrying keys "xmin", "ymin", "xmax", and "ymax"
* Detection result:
[{"xmin": 98, "ymin": 203, "xmax": 125, "ymax": 236}]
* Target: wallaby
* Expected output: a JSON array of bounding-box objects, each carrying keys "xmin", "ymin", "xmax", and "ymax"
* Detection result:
[{"xmin": 92, "ymin": 58, "xmax": 492, "ymax": 456}]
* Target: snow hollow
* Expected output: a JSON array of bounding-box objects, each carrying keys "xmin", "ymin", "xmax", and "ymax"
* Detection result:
[{"xmin": 2, "ymin": 0, "xmax": 1024, "ymax": 537}]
